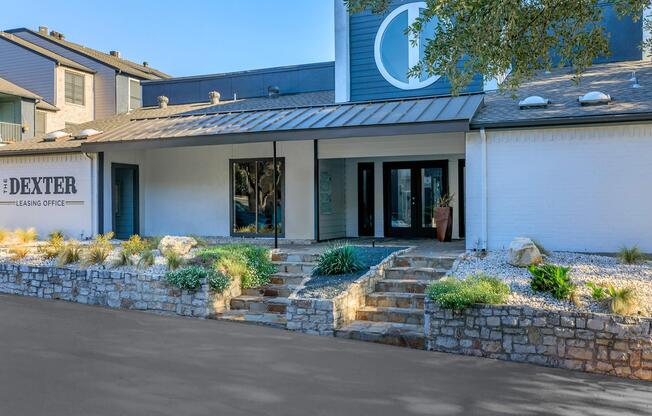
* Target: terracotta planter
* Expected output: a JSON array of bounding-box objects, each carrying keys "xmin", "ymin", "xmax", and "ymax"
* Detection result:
[{"xmin": 435, "ymin": 207, "xmax": 453, "ymax": 242}]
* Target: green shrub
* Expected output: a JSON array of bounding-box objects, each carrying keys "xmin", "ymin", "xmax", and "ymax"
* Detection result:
[
  {"xmin": 198, "ymin": 244, "xmax": 276, "ymax": 289},
  {"xmin": 57, "ymin": 241, "xmax": 82, "ymax": 266},
  {"xmin": 314, "ymin": 244, "xmax": 364, "ymax": 276},
  {"xmin": 426, "ymin": 274, "xmax": 510, "ymax": 310},
  {"xmin": 208, "ymin": 271, "xmax": 231, "ymax": 293},
  {"xmin": 528, "ymin": 264, "xmax": 575, "ymax": 300},
  {"xmin": 137, "ymin": 250, "xmax": 155, "ymax": 269},
  {"xmin": 619, "ymin": 246, "xmax": 646, "ymax": 264},
  {"xmin": 586, "ymin": 282, "xmax": 608, "ymax": 301},
  {"xmin": 165, "ymin": 265, "xmax": 207, "ymax": 291},
  {"xmin": 606, "ymin": 286, "xmax": 639, "ymax": 316},
  {"xmin": 165, "ymin": 250, "xmax": 184, "ymax": 271},
  {"xmin": 121, "ymin": 235, "xmax": 148, "ymax": 256}
]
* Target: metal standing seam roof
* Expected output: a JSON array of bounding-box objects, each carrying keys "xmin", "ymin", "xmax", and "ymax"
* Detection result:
[
  {"xmin": 82, "ymin": 94, "xmax": 484, "ymax": 149},
  {"xmin": 0, "ymin": 32, "xmax": 94, "ymax": 73}
]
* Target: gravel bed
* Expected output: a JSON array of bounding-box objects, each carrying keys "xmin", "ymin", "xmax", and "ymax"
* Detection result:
[
  {"xmin": 298, "ymin": 246, "xmax": 406, "ymax": 299},
  {"xmin": 450, "ymin": 250, "xmax": 652, "ymax": 317},
  {"xmin": 0, "ymin": 243, "xmax": 201, "ymax": 276}
]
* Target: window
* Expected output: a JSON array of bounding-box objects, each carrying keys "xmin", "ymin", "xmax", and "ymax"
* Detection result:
[
  {"xmin": 35, "ymin": 111, "xmax": 47, "ymax": 136},
  {"xmin": 65, "ymin": 71, "xmax": 85, "ymax": 105},
  {"xmin": 231, "ymin": 159, "xmax": 284, "ymax": 236},
  {"xmin": 129, "ymin": 79, "xmax": 141, "ymax": 110}
]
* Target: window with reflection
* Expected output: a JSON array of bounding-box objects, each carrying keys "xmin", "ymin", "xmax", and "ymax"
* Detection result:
[{"xmin": 231, "ymin": 159, "xmax": 284, "ymax": 236}]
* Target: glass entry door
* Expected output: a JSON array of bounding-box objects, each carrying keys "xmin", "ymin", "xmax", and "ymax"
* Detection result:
[{"xmin": 383, "ymin": 161, "xmax": 448, "ymax": 238}]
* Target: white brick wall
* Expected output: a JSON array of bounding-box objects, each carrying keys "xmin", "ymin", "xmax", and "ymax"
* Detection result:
[
  {"xmin": 48, "ymin": 67, "xmax": 95, "ymax": 131},
  {"xmin": 466, "ymin": 124, "xmax": 652, "ymax": 252}
]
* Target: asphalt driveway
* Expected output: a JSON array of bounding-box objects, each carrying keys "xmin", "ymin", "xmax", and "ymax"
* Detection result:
[{"xmin": 0, "ymin": 295, "xmax": 650, "ymax": 416}]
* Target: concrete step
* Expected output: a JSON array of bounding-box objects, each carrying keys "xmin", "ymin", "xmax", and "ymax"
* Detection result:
[
  {"xmin": 243, "ymin": 283, "xmax": 299, "ymax": 298},
  {"xmin": 218, "ymin": 310, "xmax": 287, "ymax": 329},
  {"xmin": 384, "ymin": 267, "xmax": 446, "ymax": 280},
  {"xmin": 375, "ymin": 279, "xmax": 430, "ymax": 294},
  {"xmin": 393, "ymin": 255, "xmax": 456, "ymax": 269},
  {"xmin": 365, "ymin": 292, "xmax": 425, "ymax": 309},
  {"xmin": 230, "ymin": 295, "xmax": 290, "ymax": 314},
  {"xmin": 335, "ymin": 321, "xmax": 424, "ymax": 350},
  {"xmin": 269, "ymin": 272, "xmax": 305, "ymax": 285},
  {"xmin": 355, "ymin": 306, "xmax": 424, "ymax": 325},
  {"xmin": 273, "ymin": 261, "xmax": 316, "ymax": 274},
  {"xmin": 272, "ymin": 252, "xmax": 320, "ymax": 263}
]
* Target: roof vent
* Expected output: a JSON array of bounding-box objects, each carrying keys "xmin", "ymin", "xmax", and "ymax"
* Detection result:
[
  {"xmin": 142, "ymin": 61, "xmax": 149, "ymax": 67},
  {"xmin": 109, "ymin": 50, "xmax": 121, "ymax": 58},
  {"xmin": 578, "ymin": 91, "xmax": 611, "ymax": 106},
  {"xmin": 43, "ymin": 131, "xmax": 70, "ymax": 142},
  {"xmin": 268, "ymin": 86, "xmax": 280, "ymax": 98},
  {"xmin": 75, "ymin": 129, "xmax": 102, "ymax": 140},
  {"xmin": 209, "ymin": 91, "xmax": 221, "ymax": 105},
  {"xmin": 157, "ymin": 95, "xmax": 169, "ymax": 109},
  {"xmin": 518, "ymin": 95, "xmax": 550, "ymax": 109},
  {"xmin": 38, "ymin": 26, "xmax": 48, "ymax": 34},
  {"xmin": 49, "ymin": 30, "xmax": 64, "ymax": 40}
]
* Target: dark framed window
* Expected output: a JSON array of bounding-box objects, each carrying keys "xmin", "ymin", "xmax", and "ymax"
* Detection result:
[
  {"xmin": 230, "ymin": 158, "xmax": 284, "ymax": 237},
  {"xmin": 65, "ymin": 71, "xmax": 85, "ymax": 105},
  {"xmin": 129, "ymin": 79, "xmax": 141, "ymax": 110}
]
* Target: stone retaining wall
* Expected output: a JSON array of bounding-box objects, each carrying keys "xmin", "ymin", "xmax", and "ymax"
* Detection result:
[
  {"xmin": 286, "ymin": 248, "xmax": 410, "ymax": 336},
  {"xmin": 0, "ymin": 263, "xmax": 212, "ymax": 317},
  {"xmin": 425, "ymin": 300, "xmax": 652, "ymax": 381}
]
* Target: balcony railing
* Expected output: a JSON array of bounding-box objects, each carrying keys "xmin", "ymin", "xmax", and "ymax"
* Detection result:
[{"xmin": 0, "ymin": 122, "xmax": 22, "ymax": 143}]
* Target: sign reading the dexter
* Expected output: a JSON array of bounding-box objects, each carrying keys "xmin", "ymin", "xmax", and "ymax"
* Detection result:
[{"xmin": 1, "ymin": 176, "xmax": 83, "ymax": 207}]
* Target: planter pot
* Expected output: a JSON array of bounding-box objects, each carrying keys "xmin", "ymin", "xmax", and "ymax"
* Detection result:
[{"xmin": 435, "ymin": 207, "xmax": 453, "ymax": 242}]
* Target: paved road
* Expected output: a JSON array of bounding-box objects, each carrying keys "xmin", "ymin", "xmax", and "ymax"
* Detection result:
[{"xmin": 0, "ymin": 295, "xmax": 650, "ymax": 416}]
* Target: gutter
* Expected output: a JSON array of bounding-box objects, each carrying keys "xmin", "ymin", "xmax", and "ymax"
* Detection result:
[{"xmin": 471, "ymin": 112, "xmax": 652, "ymax": 130}]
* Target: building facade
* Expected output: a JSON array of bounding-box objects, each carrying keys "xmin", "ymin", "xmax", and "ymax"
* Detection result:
[{"xmin": 0, "ymin": 1, "xmax": 651, "ymax": 253}]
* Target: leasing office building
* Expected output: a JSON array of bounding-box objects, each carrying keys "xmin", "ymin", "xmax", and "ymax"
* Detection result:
[{"xmin": 1, "ymin": 1, "xmax": 651, "ymax": 253}]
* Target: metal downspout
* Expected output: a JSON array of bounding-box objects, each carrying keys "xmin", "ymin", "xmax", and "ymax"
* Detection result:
[{"xmin": 480, "ymin": 128, "xmax": 488, "ymax": 251}]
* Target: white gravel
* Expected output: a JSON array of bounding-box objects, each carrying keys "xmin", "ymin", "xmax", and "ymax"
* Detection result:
[
  {"xmin": 0, "ymin": 243, "xmax": 200, "ymax": 276},
  {"xmin": 450, "ymin": 251, "xmax": 652, "ymax": 317}
]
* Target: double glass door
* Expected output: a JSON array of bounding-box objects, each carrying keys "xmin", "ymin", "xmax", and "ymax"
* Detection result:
[{"xmin": 383, "ymin": 161, "xmax": 448, "ymax": 238}]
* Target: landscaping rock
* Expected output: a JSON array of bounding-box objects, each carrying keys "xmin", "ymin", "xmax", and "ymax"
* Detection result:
[
  {"xmin": 158, "ymin": 236, "xmax": 197, "ymax": 255},
  {"xmin": 507, "ymin": 237, "xmax": 543, "ymax": 267}
]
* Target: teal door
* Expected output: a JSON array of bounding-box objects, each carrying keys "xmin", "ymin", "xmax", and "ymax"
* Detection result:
[{"xmin": 112, "ymin": 164, "xmax": 139, "ymax": 239}]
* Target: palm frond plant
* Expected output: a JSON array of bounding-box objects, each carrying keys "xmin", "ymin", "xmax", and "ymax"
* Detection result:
[
  {"xmin": 9, "ymin": 245, "xmax": 30, "ymax": 261},
  {"xmin": 606, "ymin": 286, "xmax": 639, "ymax": 316},
  {"xmin": 618, "ymin": 246, "xmax": 646, "ymax": 264},
  {"xmin": 137, "ymin": 250, "xmax": 155, "ymax": 269},
  {"xmin": 586, "ymin": 282, "xmax": 608, "ymax": 301},
  {"xmin": 314, "ymin": 244, "xmax": 365, "ymax": 276},
  {"xmin": 15, "ymin": 228, "xmax": 38, "ymax": 244},
  {"xmin": 57, "ymin": 241, "xmax": 82, "ymax": 266}
]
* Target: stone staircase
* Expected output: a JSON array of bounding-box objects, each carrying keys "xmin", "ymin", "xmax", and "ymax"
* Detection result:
[
  {"xmin": 335, "ymin": 253, "xmax": 456, "ymax": 349},
  {"xmin": 218, "ymin": 251, "xmax": 318, "ymax": 328}
]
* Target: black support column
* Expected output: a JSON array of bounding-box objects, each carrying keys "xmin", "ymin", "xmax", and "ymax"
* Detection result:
[
  {"xmin": 97, "ymin": 152, "xmax": 104, "ymax": 234},
  {"xmin": 314, "ymin": 140, "xmax": 319, "ymax": 242},
  {"xmin": 273, "ymin": 141, "xmax": 278, "ymax": 249}
]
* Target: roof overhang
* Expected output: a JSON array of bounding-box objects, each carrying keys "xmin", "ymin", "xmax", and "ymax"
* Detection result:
[
  {"xmin": 81, "ymin": 120, "xmax": 470, "ymax": 152},
  {"xmin": 471, "ymin": 111, "xmax": 652, "ymax": 130}
]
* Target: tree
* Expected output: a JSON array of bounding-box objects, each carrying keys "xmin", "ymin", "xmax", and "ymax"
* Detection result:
[{"xmin": 345, "ymin": 0, "xmax": 650, "ymax": 94}]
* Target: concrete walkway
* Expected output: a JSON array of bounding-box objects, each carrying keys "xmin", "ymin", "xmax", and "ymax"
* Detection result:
[{"xmin": 0, "ymin": 295, "xmax": 650, "ymax": 416}]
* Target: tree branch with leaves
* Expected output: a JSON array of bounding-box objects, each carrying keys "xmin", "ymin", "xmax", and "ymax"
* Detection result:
[{"xmin": 345, "ymin": 0, "xmax": 651, "ymax": 94}]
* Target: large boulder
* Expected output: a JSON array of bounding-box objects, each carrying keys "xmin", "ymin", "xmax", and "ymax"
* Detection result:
[
  {"xmin": 158, "ymin": 236, "xmax": 197, "ymax": 256},
  {"xmin": 507, "ymin": 237, "xmax": 543, "ymax": 267}
]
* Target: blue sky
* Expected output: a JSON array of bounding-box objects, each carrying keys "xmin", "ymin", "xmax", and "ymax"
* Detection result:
[{"xmin": 0, "ymin": 0, "xmax": 335, "ymax": 77}]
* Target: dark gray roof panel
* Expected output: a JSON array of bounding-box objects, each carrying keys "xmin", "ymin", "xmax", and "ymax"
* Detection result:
[
  {"xmin": 84, "ymin": 94, "xmax": 483, "ymax": 147},
  {"xmin": 474, "ymin": 60, "xmax": 652, "ymax": 127}
]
